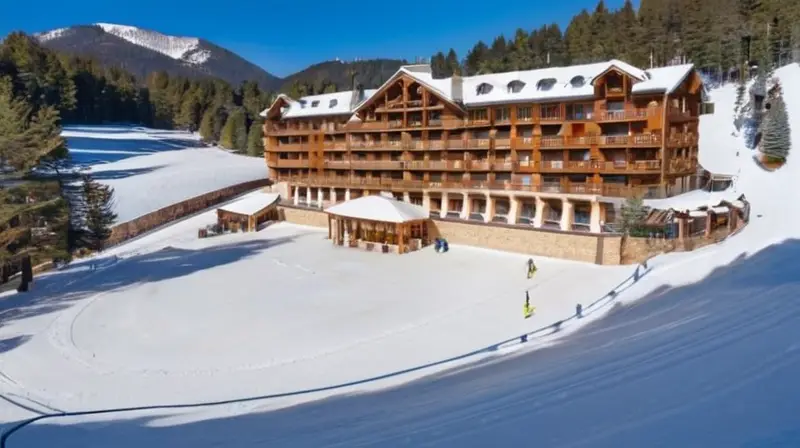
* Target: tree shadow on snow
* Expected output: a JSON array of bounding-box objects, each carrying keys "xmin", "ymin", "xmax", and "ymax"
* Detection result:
[
  {"xmin": 66, "ymin": 136, "xmax": 202, "ymax": 166},
  {"xmin": 7, "ymin": 239, "xmax": 800, "ymax": 448},
  {"xmin": 87, "ymin": 166, "xmax": 166, "ymax": 181},
  {"xmin": 0, "ymin": 235, "xmax": 306, "ymax": 347}
]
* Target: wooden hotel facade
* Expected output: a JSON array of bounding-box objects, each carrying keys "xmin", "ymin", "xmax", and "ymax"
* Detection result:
[{"xmin": 262, "ymin": 60, "xmax": 710, "ymax": 234}]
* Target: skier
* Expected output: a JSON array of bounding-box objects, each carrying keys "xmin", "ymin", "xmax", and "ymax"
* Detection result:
[
  {"xmin": 526, "ymin": 258, "xmax": 537, "ymax": 279},
  {"xmin": 523, "ymin": 291, "xmax": 535, "ymax": 319}
]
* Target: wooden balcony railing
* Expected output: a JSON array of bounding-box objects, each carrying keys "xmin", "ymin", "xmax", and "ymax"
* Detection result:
[
  {"xmin": 387, "ymin": 140, "xmax": 404, "ymax": 149},
  {"xmin": 494, "ymin": 160, "xmax": 515, "ymax": 171},
  {"xmin": 350, "ymin": 160, "xmax": 405, "ymax": 170},
  {"xmin": 428, "ymin": 118, "xmax": 442, "ymax": 127},
  {"xmin": 539, "ymin": 113, "xmax": 564, "ymax": 122},
  {"xmin": 407, "ymin": 140, "xmax": 426, "ymax": 150},
  {"xmin": 280, "ymin": 175, "xmax": 668, "ymax": 198},
  {"xmin": 467, "ymin": 118, "xmax": 491, "ymax": 126},
  {"xmin": 349, "ymin": 140, "xmax": 379, "ymax": 149},
  {"xmin": 667, "ymin": 133, "xmax": 698, "ymax": 147},
  {"xmin": 598, "ymin": 134, "xmax": 662, "ymax": 147},
  {"xmin": 274, "ymin": 159, "xmax": 310, "ymax": 168},
  {"xmin": 274, "ymin": 143, "xmax": 307, "ymax": 151},
  {"xmin": 469, "ymin": 160, "xmax": 491, "ymax": 171},
  {"xmin": 429, "ymin": 140, "xmax": 445, "ymax": 150},
  {"xmin": 467, "ymin": 138, "xmax": 491, "ymax": 149},
  {"xmin": 324, "ymin": 160, "xmax": 350, "ymax": 169},
  {"xmin": 494, "ymin": 117, "xmax": 512, "ymax": 126},
  {"xmin": 323, "ymin": 142, "xmax": 348, "ymax": 150},
  {"xmin": 447, "ymin": 139, "xmax": 466, "ymax": 149},
  {"xmin": 597, "ymin": 108, "xmax": 656, "ymax": 121},
  {"xmin": 388, "ymin": 120, "xmax": 404, "ymax": 129},
  {"xmin": 667, "ymin": 107, "xmax": 693, "ymax": 120},
  {"xmin": 494, "ymin": 138, "xmax": 512, "ymax": 149},
  {"xmin": 515, "ymin": 137, "xmax": 535, "ymax": 149}
]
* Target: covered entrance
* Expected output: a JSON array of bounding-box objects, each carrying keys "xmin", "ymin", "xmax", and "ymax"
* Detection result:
[
  {"xmin": 325, "ymin": 193, "xmax": 430, "ymax": 254},
  {"xmin": 216, "ymin": 193, "xmax": 280, "ymax": 232}
]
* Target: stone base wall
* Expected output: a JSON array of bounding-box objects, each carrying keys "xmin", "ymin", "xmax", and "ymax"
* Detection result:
[
  {"xmin": 621, "ymin": 227, "xmax": 733, "ymax": 264},
  {"xmin": 277, "ymin": 205, "xmax": 329, "ymax": 228},
  {"xmin": 429, "ymin": 219, "xmax": 622, "ymax": 265}
]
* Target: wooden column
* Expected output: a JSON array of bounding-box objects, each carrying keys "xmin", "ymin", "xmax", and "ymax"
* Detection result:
[
  {"xmin": 398, "ymin": 223, "xmax": 405, "ymax": 254},
  {"xmin": 327, "ymin": 214, "xmax": 332, "ymax": 240}
]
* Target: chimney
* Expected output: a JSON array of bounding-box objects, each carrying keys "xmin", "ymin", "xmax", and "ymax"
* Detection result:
[{"xmin": 450, "ymin": 74, "xmax": 463, "ymax": 103}]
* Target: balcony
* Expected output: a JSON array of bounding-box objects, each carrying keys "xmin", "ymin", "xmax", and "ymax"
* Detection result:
[
  {"xmin": 598, "ymin": 134, "xmax": 662, "ymax": 147},
  {"xmin": 539, "ymin": 112, "xmax": 564, "ymax": 122},
  {"xmin": 407, "ymin": 140, "xmax": 426, "ymax": 150},
  {"xmin": 467, "ymin": 138, "xmax": 491, "ymax": 149},
  {"xmin": 539, "ymin": 160, "xmax": 564, "ymax": 172},
  {"xmin": 494, "ymin": 138, "xmax": 512, "ymax": 149},
  {"xmin": 515, "ymin": 137, "xmax": 535, "ymax": 149},
  {"xmin": 539, "ymin": 136, "xmax": 564, "ymax": 149},
  {"xmin": 667, "ymin": 133, "xmax": 698, "ymax": 147},
  {"xmin": 494, "ymin": 160, "xmax": 515, "ymax": 171},
  {"xmin": 429, "ymin": 140, "xmax": 445, "ymax": 150},
  {"xmin": 274, "ymin": 159, "xmax": 310, "ymax": 168},
  {"xmin": 447, "ymin": 139, "xmax": 466, "ymax": 149},
  {"xmin": 597, "ymin": 108, "xmax": 655, "ymax": 121},
  {"xmin": 323, "ymin": 142, "xmax": 347, "ymax": 151},
  {"xmin": 324, "ymin": 160, "xmax": 350, "ymax": 169},
  {"xmin": 469, "ymin": 160, "xmax": 491, "ymax": 171},
  {"xmin": 273, "ymin": 143, "xmax": 307, "ymax": 152},
  {"xmin": 350, "ymin": 140, "xmax": 380, "ymax": 149},
  {"xmin": 350, "ymin": 160, "xmax": 405, "ymax": 170},
  {"xmin": 669, "ymin": 158, "xmax": 697, "ymax": 173},
  {"xmin": 280, "ymin": 175, "xmax": 667, "ymax": 198},
  {"xmin": 494, "ymin": 117, "xmax": 512, "ymax": 126},
  {"xmin": 668, "ymin": 107, "xmax": 693, "ymax": 120}
]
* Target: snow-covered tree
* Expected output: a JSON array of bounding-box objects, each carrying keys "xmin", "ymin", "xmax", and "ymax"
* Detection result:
[{"xmin": 760, "ymin": 84, "xmax": 791, "ymax": 161}]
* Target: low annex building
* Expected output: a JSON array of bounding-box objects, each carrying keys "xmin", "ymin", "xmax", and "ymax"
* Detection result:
[
  {"xmin": 217, "ymin": 193, "xmax": 280, "ymax": 232},
  {"xmin": 325, "ymin": 193, "xmax": 430, "ymax": 254}
]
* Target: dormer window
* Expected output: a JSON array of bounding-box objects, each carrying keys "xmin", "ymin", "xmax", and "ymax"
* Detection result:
[
  {"xmin": 311, "ymin": 100, "xmax": 320, "ymax": 108},
  {"xmin": 570, "ymin": 76, "xmax": 586, "ymax": 87},
  {"xmin": 476, "ymin": 83, "xmax": 493, "ymax": 95},
  {"xmin": 298, "ymin": 100, "xmax": 307, "ymax": 108},
  {"xmin": 329, "ymin": 99, "xmax": 338, "ymax": 108},
  {"xmin": 537, "ymin": 78, "xmax": 557, "ymax": 91},
  {"xmin": 507, "ymin": 80, "xmax": 525, "ymax": 93}
]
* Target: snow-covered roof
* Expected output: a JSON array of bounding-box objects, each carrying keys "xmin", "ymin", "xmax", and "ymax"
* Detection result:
[
  {"xmin": 632, "ymin": 64, "xmax": 695, "ymax": 94},
  {"xmin": 218, "ymin": 193, "xmax": 280, "ymax": 216},
  {"xmin": 325, "ymin": 195, "xmax": 428, "ymax": 223},
  {"xmin": 264, "ymin": 60, "xmax": 696, "ymax": 120}
]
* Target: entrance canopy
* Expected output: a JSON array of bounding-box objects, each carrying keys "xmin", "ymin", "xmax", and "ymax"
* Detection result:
[
  {"xmin": 217, "ymin": 192, "xmax": 280, "ymax": 232},
  {"xmin": 324, "ymin": 194, "xmax": 428, "ymax": 223},
  {"xmin": 218, "ymin": 193, "xmax": 280, "ymax": 216}
]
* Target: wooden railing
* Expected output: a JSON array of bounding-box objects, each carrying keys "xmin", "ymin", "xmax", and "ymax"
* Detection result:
[
  {"xmin": 667, "ymin": 133, "xmax": 698, "ymax": 147},
  {"xmin": 467, "ymin": 138, "xmax": 491, "ymax": 149},
  {"xmin": 667, "ymin": 107, "xmax": 693, "ymax": 120},
  {"xmin": 274, "ymin": 158, "xmax": 310, "ymax": 168},
  {"xmin": 273, "ymin": 143, "xmax": 307, "ymax": 151},
  {"xmin": 349, "ymin": 160, "xmax": 405, "ymax": 170},
  {"xmin": 324, "ymin": 160, "xmax": 350, "ymax": 169},
  {"xmin": 597, "ymin": 108, "xmax": 656, "ymax": 121},
  {"xmin": 494, "ymin": 138, "xmax": 512, "ymax": 149},
  {"xmin": 279, "ymin": 175, "xmax": 666, "ymax": 198},
  {"xmin": 469, "ymin": 160, "xmax": 492, "ymax": 171}
]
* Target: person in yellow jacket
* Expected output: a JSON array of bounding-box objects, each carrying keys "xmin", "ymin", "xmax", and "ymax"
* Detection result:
[{"xmin": 523, "ymin": 291, "xmax": 535, "ymax": 319}]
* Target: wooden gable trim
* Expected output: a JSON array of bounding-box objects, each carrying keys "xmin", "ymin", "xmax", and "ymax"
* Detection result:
[
  {"xmin": 352, "ymin": 70, "xmax": 464, "ymax": 116},
  {"xmin": 262, "ymin": 95, "xmax": 293, "ymax": 120},
  {"xmin": 591, "ymin": 65, "xmax": 644, "ymax": 86}
]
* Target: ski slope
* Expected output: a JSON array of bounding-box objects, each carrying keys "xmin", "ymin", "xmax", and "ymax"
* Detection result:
[
  {"xmin": 1, "ymin": 64, "xmax": 798, "ymax": 446},
  {"xmin": 62, "ymin": 125, "xmax": 267, "ymax": 223}
]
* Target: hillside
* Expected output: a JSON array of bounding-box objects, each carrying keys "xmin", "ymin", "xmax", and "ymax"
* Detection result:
[
  {"xmin": 281, "ymin": 59, "xmax": 406, "ymax": 91},
  {"xmin": 35, "ymin": 24, "xmax": 282, "ymax": 91}
]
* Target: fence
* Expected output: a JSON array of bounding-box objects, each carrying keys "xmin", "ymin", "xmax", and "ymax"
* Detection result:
[{"xmin": 105, "ymin": 178, "xmax": 271, "ymax": 247}]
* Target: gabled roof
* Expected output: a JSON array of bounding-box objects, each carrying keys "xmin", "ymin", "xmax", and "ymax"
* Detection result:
[
  {"xmin": 218, "ymin": 193, "xmax": 280, "ymax": 216},
  {"xmin": 325, "ymin": 194, "xmax": 428, "ymax": 223},
  {"xmin": 262, "ymin": 60, "xmax": 699, "ymax": 120}
]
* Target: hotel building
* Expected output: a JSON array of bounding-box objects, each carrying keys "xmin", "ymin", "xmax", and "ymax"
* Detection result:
[{"xmin": 261, "ymin": 59, "xmax": 710, "ymax": 233}]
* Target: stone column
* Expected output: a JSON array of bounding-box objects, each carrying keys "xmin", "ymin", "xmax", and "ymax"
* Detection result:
[
  {"xmin": 533, "ymin": 196, "xmax": 547, "ymax": 228},
  {"xmin": 345, "ymin": 188, "xmax": 351, "ymax": 201},
  {"xmin": 293, "ymin": 185, "xmax": 299, "ymax": 206},
  {"xmin": 440, "ymin": 192, "xmax": 449, "ymax": 218},
  {"xmin": 305, "ymin": 187, "xmax": 312, "ymax": 206},
  {"xmin": 560, "ymin": 198, "xmax": 574, "ymax": 231},
  {"xmin": 330, "ymin": 188, "xmax": 338, "ymax": 204},
  {"xmin": 461, "ymin": 193, "xmax": 472, "ymax": 219},
  {"xmin": 590, "ymin": 201, "xmax": 602, "ymax": 233},
  {"xmin": 422, "ymin": 191, "xmax": 431, "ymax": 214},
  {"xmin": 317, "ymin": 188, "xmax": 324, "ymax": 209},
  {"xmin": 403, "ymin": 191, "xmax": 411, "ymax": 203},
  {"xmin": 484, "ymin": 193, "xmax": 495, "ymax": 223},
  {"xmin": 508, "ymin": 195, "xmax": 520, "ymax": 225}
]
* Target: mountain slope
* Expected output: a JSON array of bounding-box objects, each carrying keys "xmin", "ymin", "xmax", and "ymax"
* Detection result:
[
  {"xmin": 35, "ymin": 24, "xmax": 282, "ymax": 90},
  {"xmin": 281, "ymin": 59, "xmax": 407, "ymax": 91}
]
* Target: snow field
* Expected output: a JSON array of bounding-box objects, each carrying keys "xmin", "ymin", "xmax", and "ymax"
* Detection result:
[{"xmin": 62, "ymin": 125, "xmax": 267, "ymax": 223}]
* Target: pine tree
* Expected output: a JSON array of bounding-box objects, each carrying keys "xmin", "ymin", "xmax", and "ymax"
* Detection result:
[
  {"xmin": 219, "ymin": 108, "xmax": 247, "ymax": 151},
  {"xmin": 620, "ymin": 196, "xmax": 648, "ymax": 235},
  {"xmin": 246, "ymin": 119, "xmax": 264, "ymax": 157},
  {"xmin": 430, "ymin": 52, "xmax": 447, "ymax": 78},
  {"xmin": 199, "ymin": 108, "xmax": 216, "ymax": 143},
  {"xmin": 760, "ymin": 84, "xmax": 791, "ymax": 160},
  {"xmin": 81, "ymin": 174, "xmax": 117, "ymax": 251},
  {"xmin": 445, "ymin": 49, "xmax": 461, "ymax": 76}
]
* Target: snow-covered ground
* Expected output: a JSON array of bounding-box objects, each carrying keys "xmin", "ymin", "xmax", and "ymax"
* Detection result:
[
  {"xmin": 1, "ymin": 64, "xmax": 798, "ymax": 446},
  {"xmin": 63, "ymin": 125, "xmax": 266, "ymax": 223}
]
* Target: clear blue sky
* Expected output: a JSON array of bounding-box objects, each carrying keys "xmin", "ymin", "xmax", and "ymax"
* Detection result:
[{"xmin": 1, "ymin": 0, "xmax": 635, "ymax": 78}]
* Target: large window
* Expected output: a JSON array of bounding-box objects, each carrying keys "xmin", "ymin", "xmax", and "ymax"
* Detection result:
[{"xmin": 517, "ymin": 106, "xmax": 533, "ymax": 121}]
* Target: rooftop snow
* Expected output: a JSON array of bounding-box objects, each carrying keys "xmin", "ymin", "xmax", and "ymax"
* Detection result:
[
  {"xmin": 279, "ymin": 89, "xmax": 379, "ymax": 119},
  {"xmin": 325, "ymin": 194, "xmax": 428, "ymax": 223},
  {"xmin": 218, "ymin": 193, "xmax": 280, "ymax": 216}
]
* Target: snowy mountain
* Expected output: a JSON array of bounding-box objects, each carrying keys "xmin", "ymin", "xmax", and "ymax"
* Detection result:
[{"xmin": 34, "ymin": 24, "xmax": 282, "ymax": 90}]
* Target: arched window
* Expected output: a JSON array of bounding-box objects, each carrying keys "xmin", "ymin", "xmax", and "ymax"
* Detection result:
[
  {"xmin": 570, "ymin": 76, "xmax": 586, "ymax": 87},
  {"xmin": 507, "ymin": 80, "xmax": 526, "ymax": 93},
  {"xmin": 329, "ymin": 99, "xmax": 338, "ymax": 108},
  {"xmin": 476, "ymin": 82, "xmax": 493, "ymax": 95},
  {"xmin": 536, "ymin": 78, "xmax": 557, "ymax": 91}
]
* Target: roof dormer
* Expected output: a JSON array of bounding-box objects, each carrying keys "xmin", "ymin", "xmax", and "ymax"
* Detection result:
[
  {"xmin": 570, "ymin": 76, "xmax": 586, "ymax": 88},
  {"xmin": 311, "ymin": 100, "xmax": 320, "ymax": 108},
  {"xmin": 536, "ymin": 78, "xmax": 557, "ymax": 91},
  {"xmin": 476, "ymin": 82, "xmax": 493, "ymax": 95},
  {"xmin": 507, "ymin": 80, "xmax": 526, "ymax": 93},
  {"xmin": 329, "ymin": 99, "xmax": 338, "ymax": 108}
]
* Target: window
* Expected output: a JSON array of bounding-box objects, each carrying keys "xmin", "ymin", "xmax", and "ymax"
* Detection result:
[
  {"xmin": 536, "ymin": 78, "xmax": 557, "ymax": 91},
  {"xmin": 570, "ymin": 75, "xmax": 586, "ymax": 87},
  {"xmin": 476, "ymin": 82, "xmax": 493, "ymax": 95},
  {"xmin": 507, "ymin": 80, "xmax": 526, "ymax": 93},
  {"xmin": 469, "ymin": 109, "xmax": 488, "ymax": 122},
  {"xmin": 495, "ymin": 107, "xmax": 510, "ymax": 122},
  {"xmin": 311, "ymin": 100, "xmax": 320, "ymax": 107},
  {"xmin": 329, "ymin": 99, "xmax": 338, "ymax": 108},
  {"xmin": 517, "ymin": 106, "xmax": 532, "ymax": 121}
]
